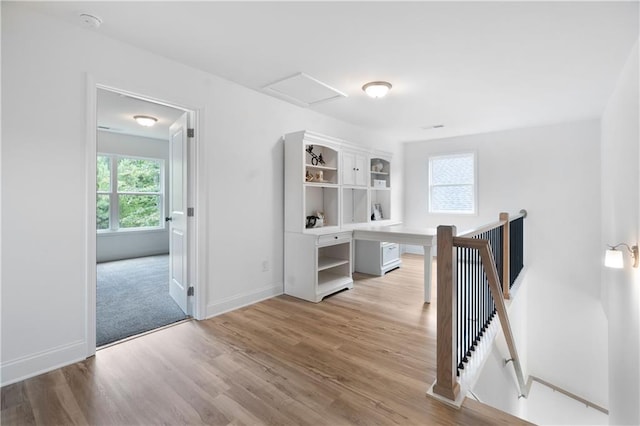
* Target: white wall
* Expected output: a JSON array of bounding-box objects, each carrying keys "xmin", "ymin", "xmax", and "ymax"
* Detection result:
[
  {"xmin": 601, "ymin": 39, "xmax": 639, "ymax": 426},
  {"xmin": 0, "ymin": 4, "xmax": 401, "ymax": 385},
  {"xmin": 472, "ymin": 275, "xmax": 529, "ymax": 419},
  {"xmin": 97, "ymin": 131, "xmax": 170, "ymax": 262},
  {"xmin": 404, "ymin": 120, "xmax": 609, "ymax": 407}
]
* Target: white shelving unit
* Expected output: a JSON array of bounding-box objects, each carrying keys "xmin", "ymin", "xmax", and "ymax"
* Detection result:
[{"xmin": 284, "ymin": 131, "xmax": 398, "ymax": 303}]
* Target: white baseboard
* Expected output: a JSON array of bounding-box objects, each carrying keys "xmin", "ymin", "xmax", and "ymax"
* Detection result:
[
  {"xmin": 402, "ymin": 244, "xmax": 425, "ymax": 255},
  {"xmin": 205, "ymin": 283, "xmax": 283, "ymax": 318},
  {"xmin": 1, "ymin": 340, "xmax": 86, "ymax": 387}
]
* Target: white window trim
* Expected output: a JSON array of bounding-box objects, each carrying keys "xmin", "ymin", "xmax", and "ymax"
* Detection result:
[
  {"xmin": 97, "ymin": 153, "xmax": 166, "ymax": 233},
  {"xmin": 428, "ymin": 151, "xmax": 478, "ymax": 215}
]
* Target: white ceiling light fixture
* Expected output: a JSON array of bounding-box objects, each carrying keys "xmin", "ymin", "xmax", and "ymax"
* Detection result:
[
  {"xmin": 133, "ymin": 115, "xmax": 158, "ymax": 127},
  {"xmin": 362, "ymin": 81, "xmax": 392, "ymax": 99},
  {"xmin": 79, "ymin": 13, "xmax": 102, "ymax": 29}
]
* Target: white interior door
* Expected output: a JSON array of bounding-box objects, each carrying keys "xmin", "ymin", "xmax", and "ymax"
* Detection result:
[{"xmin": 168, "ymin": 113, "xmax": 188, "ymax": 313}]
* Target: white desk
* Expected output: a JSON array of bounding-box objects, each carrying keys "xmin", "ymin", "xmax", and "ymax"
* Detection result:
[{"xmin": 352, "ymin": 225, "xmax": 437, "ymax": 303}]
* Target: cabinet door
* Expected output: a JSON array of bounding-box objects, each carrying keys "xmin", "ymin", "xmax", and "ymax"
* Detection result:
[
  {"xmin": 354, "ymin": 155, "xmax": 367, "ymax": 186},
  {"xmin": 342, "ymin": 153, "xmax": 356, "ymax": 186},
  {"xmin": 343, "ymin": 152, "xmax": 367, "ymax": 187}
]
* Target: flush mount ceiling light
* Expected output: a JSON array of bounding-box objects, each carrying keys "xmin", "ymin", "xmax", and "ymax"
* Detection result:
[
  {"xmin": 133, "ymin": 115, "xmax": 158, "ymax": 127},
  {"xmin": 79, "ymin": 13, "xmax": 102, "ymax": 29},
  {"xmin": 362, "ymin": 81, "xmax": 392, "ymax": 98}
]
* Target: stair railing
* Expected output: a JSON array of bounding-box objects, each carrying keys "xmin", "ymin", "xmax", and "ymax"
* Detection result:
[{"xmin": 432, "ymin": 211, "xmax": 527, "ymax": 402}]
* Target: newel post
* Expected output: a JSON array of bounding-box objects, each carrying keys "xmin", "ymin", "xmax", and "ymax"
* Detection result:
[
  {"xmin": 500, "ymin": 212, "xmax": 510, "ymax": 300},
  {"xmin": 433, "ymin": 225, "xmax": 460, "ymax": 401}
]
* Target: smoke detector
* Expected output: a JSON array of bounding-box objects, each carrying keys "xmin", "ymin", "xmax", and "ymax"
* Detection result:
[{"xmin": 79, "ymin": 13, "xmax": 102, "ymax": 29}]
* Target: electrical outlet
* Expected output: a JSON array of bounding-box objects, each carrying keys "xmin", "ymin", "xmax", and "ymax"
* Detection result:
[{"xmin": 262, "ymin": 260, "xmax": 270, "ymax": 272}]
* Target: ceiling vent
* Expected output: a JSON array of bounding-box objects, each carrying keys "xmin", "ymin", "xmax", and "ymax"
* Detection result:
[{"xmin": 262, "ymin": 73, "xmax": 347, "ymax": 107}]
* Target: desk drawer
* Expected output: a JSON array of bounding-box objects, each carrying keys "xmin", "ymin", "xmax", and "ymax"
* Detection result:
[
  {"xmin": 317, "ymin": 232, "xmax": 352, "ymax": 246},
  {"xmin": 382, "ymin": 243, "xmax": 400, "ymax": 265}
]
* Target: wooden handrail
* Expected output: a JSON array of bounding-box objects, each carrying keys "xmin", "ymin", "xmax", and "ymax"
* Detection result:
[
  {"xmin": 526, "ymin": 376, "xmax": 607, "ymax": 414},
  {"xmin": 433, "ymin": 211, "xmax": 527, "ymax": 402},
  {"xmin": 511, "ymin": 209, "xmax": 528, "ymax": 221},
  {"xmin": 457, "ymin": 210, "xmax": 527, "ymax": 239},
  {"xmin": 457, "ymin": 220, "xmax": 507, "ymax": 239},
  {"xmin": 454, "ymin": 236, "xmax": 527, "ymax": 397}
]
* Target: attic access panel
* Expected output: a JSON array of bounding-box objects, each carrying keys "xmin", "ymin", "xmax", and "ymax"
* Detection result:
[{"xmin": 263, "ymin": 72, "xmax": 347, "ymax": 107}]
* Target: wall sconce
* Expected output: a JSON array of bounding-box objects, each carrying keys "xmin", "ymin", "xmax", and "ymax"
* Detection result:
[{"xmin": 605, "ymin": 243, "xmax": 639, "ymax": 269}]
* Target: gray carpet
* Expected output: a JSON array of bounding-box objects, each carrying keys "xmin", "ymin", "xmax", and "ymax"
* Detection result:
[{"xmin": 97, "ymin": 254, "xmax": 187, "ymax": 347}]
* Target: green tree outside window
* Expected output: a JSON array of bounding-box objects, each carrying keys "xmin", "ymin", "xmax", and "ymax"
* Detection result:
[{"xmin": 97, "ymin": 155, "xmax": 164, "ymax": 231}]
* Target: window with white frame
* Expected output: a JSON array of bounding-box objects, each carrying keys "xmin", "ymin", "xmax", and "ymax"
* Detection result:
[
  {"xmin": 428, "ymin": 152, "xmax": 476, "ymax": 214},
  {"xmin": 97, "ymin": 154, "xmax": 164, "ymax": 231}
]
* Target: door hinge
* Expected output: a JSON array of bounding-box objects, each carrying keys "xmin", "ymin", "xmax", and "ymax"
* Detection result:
[
  {"xmin": 187, "ymin": 286, "xmax": 195, "ymax": 296},
  {"xmin": 187, "ymin": 207, "xmax": 194, "ymax": 217},
  {"xmin": 187, "ymin": 128, "xmax": 195, "ymax": 138}
]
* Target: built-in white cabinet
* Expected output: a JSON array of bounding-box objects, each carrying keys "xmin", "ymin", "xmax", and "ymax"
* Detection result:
[
  {"xmin": 355, "ymin": 240, "xmax": 402, "ymax": 276},
  {"xmin": 342, "ymin": 151, "xmax": 367, "ymax": 187},
  {"xmin": 285, "ymin": 231, "xmax": 353, "ymax": 302},
  {"xmin": 284, "ymin": 130, "xmax": 397, "ymax": 303}
]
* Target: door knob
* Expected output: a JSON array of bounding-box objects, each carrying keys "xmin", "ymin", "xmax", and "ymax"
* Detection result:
[{"xmin": 165, "ymin": 216, "xmax": 173, "ymax": 222}]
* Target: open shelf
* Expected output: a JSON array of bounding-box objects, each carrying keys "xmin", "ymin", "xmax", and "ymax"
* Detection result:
[
  {"xmin": 342, "ymin": 187, "xmax": 368, "ymax": 225},
  {"xmin": 305, "ymin": 164, "xmax": 337, "ymax": 171},
  {"xmin": 305, "ymin": 185, "xmax": 338, "ymax": 229},
  {"xmin": 370, "ymin": 158, "xmax": 391, "ymax": 189},
  {"xmin": 305, "ymin": 144, "xmax": 338, "ymax": 184},
  {"xmin": 371, "ymin": 189, "xmax": 391, "ymax": 222},
  {"xmin": 318, "ymin": 256, "xmax": 350, "ymax": 271},
  {"xmin": 317, "ymin": 271, "xmax": 352, "ymax": 296}
]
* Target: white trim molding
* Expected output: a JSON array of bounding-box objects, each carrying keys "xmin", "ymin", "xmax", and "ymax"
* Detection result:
[
  {"xmin": 1, "ymin": 340, "xmax": 86, "ymax": 387},
  {"xmin": 206, "ymin": 283, "xmax": 283, "ymax": 318}
]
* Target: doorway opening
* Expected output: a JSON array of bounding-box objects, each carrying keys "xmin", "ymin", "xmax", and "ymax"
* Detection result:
[{"xmin": 93, "ymin": 87, "xmax": 196, "ymax": 348}]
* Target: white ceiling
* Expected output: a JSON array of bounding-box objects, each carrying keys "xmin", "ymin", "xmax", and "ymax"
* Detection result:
[
  {"xmin": 27, "ymin": 1, "xmax": 639, "ymax": 141},
  {"xmin": 97, "ymin": 88, "xmax": 185, "ymax": 140}
]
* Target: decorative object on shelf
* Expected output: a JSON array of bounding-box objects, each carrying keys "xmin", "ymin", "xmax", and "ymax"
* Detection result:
[
  {"xmin": 373, "ymin": 179, "xmax": 386, "ymax": 188},
  {"xmin": 372, "ymin": 161, "xmax": 384, "ymax": 172},
  {"xmin": 305, "ymin": 212, "xmax": 325, "ymax": 228},
  {"xmin": 604, "ymin": 243, "xmax": 639, "ymax": 268},
  {"xmin": 315, "ymin": 171, "xmax": 324, "ymax": 181},
  {"xmin": 305, "ymin": 145, "xmax": 326, "ymax": 166},
  {"xmin": 372, "ymin": 203, "xmax": 383, "ymax": 220},
  {"xmin": 305, "ymin": 170, "xmax": 314, "ymax": 182},
  {"xmin": 306, "ymin": 215, "xmax": 319, "ymax": 228}
]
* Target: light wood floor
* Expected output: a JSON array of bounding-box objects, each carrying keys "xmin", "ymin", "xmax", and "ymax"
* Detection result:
[{"xmin": 1, "ymin": 254, "xmax": 531, "ymax": 425}]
